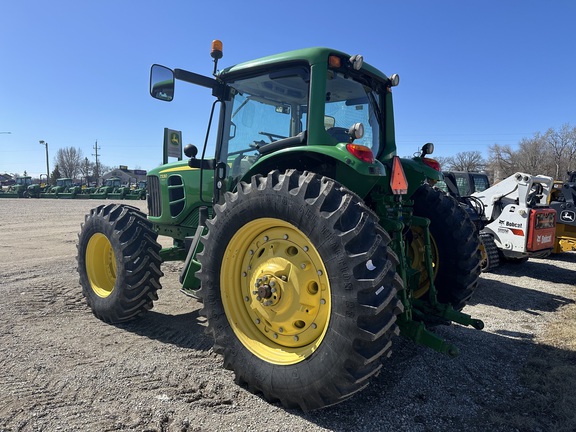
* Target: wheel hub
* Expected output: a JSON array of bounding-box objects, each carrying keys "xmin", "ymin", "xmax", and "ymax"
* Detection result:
[
  {"xmin": 253, "ymin": 275, "xmax": 281, "ymax": 306},
  {"xmin": 221, "ymin": 218, "xmax": 331, "ymax": 364}
]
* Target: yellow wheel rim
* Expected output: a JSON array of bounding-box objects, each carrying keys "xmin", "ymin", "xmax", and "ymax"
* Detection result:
[
  {"xmin": 479, "ymin": 241, "xmax": 488, "ymax": 270},
  {"xmin": 86, "ymin": 233, "xmax": 117, "ymax": 298},
  {"xmin": 221, "ymin": 218, "xmax": 331, "ymax": 365},
  {"xmin": 408, "ymin": 226, "xmax": 439, "ymax": 298}
]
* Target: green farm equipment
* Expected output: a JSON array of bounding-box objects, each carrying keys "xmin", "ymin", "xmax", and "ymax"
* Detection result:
[
  {"xmin": 77, "ymin": 42, "xmax": 482, "ymax": 410},
  {"xmin": 0, "ymin": 176, "xmax": 33, "ymax": 198},
  {"xmin": 126, "ymin": 180, "xmax": 147, "ymax": 200},
  {"xmin": 40, "ymin": 178, "xmax": 81, "ymax": 199},
  {"xmin": 90, "ymin": 177, "xmax": 122, "ymax": 199}
]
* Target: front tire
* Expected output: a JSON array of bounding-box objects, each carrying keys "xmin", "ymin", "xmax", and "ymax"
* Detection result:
[
  {"xmin": 197, "ymin": 170, "xmax": 403, "ymax": 411},
  {"xmin": 77, "ymin": 204, "xmax": 163, "ymax": 323},
  {"xmin": 411, "ymin": 184, "xmax": 481, "ymax": 310}
]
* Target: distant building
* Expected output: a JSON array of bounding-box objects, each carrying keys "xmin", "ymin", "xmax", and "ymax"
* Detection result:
[
  {"xmin": 101, "ymin": 167, "xmax": 147, "ymax": 186},
  {"xmin": 0, "ymin": 173, "xmax": 14, "ymax": 186}
]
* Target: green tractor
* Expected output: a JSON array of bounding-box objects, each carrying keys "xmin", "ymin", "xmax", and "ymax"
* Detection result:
[
  {"xmin": 40, "ymin": 178, "xmax": 79, "ymax": 198},
  {"xmin": 90, "ymin": 177, "xmax": 122, "ymax": 199},
  {"xmin": 77, "ymin": 42, "xmax": 482, "ymax": 411},
  {"xmin": 0, "ymin": 176, "xmax": 33, "ymax": 198}
]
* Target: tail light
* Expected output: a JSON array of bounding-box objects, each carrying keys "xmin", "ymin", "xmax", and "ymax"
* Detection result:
[
  {"xmin": 422, "ymin": 158, "xmax": 441, "ymax": 171},
  {"xmin": 346, "ymin": 144, "xmax": 374, "ymax": 164}
]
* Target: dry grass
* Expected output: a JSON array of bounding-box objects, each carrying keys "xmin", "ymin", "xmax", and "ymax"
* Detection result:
[{"xmin": 518, "ymin": 302, "xmax": 576, "ymax": 431}]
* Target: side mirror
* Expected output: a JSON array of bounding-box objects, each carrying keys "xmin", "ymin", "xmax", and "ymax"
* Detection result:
[
  {"xmin": 150, "ymin": 64, "xmax": 175, "ymax": 101},
  {"xmin": 421, "ymin": 142, "xmax": 434, "ymax": 156}
]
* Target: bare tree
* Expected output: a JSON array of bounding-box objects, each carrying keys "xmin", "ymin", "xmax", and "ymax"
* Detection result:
[
  {"xmin": 445, "ymin": 151, "xmax": 485, "ymax": 172},
  {"xmin": 79, "ymin": 157, "xmax": 95, "ymax": 185},
  {"xmin": 513, "ymin": 134, "xmax": 553, "ymax": 175},
  {"xmin": 54, "ymin": 147, "xmax": 83, "ymax": 179},
  {"xmin": 543, "ymin": 123, "xmax": 576, "ymax": 179},
  {"xmin": 486, "ymin": 143, "xmax": 518, "ymax": 181}
]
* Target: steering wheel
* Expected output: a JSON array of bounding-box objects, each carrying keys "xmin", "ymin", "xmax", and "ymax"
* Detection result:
[{"xmin": 259, "ymin": 131, "xmax": 287, "ymax": 142}]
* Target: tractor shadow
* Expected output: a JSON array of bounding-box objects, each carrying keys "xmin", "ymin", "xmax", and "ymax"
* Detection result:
[
  {"xmin": 302, "ymin": 325, "xmax": 576, "ymax": 432},
  {"xmin": 116, "ymin": 308, "xmax": 213, "ymax": 351},
  {"xmin": 469, "ymin": 276, "xmax": 574, "ymax": 313},
  {"xmin": 490, "ymin": 255, "xmax": 576, "ymax": 285}
]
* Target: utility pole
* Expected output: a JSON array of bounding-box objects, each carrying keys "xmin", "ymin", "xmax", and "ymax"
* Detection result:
[
  {"xmin": 92, "ymin": 140, "xmax": 101, "ymax": 186},
  {"xmin": 39, "ymin": 140, "xmax": 50, "ymax": 184}
]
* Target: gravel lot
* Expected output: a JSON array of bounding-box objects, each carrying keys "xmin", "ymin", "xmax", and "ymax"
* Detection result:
[{"xmin": 0, "ymin": 198, "xmax": 574, "ymax": 431}]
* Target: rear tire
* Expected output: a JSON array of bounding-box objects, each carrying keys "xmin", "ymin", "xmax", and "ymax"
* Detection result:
[
  {"xmin": 411, "ymin": 184, "xmax": 481, "ymax": 310},
  {"xmin": 77, "ymin": 204, "xmax": 163, "ymax": 323},
  {"xmin": 479, "ymin": 232, "xmax": 500, "ymax": 272},
  {"xmin": 197, "ymin": 170, "xmax": 403, "ymax": 411}
]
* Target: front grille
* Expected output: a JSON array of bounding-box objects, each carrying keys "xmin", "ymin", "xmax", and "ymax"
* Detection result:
[
  {"xmin": 147, "ymin": 175, "xmax": 161, "ymax": 217},
  {"xmin": 168, "ymin": 175, "xmax": 185, "ymax": 217}
]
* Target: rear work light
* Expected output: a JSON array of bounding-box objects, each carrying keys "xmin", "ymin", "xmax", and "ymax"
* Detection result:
[
  {"xmin": 390, "ymin": 156, "xmax": 408, "ymax": 195},
  {"xmin": 346, "ymin": 144, "xmax": 374, "ymax": 164}
]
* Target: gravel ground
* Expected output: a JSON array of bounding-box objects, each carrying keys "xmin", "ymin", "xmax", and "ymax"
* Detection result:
[{"xmin": 0, "ymin": 198, "xmax": 574, "ymax": 432}]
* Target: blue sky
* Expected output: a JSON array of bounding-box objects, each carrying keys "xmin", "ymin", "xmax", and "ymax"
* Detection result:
[{"xmin": 1, "ymin": 0, "xmax": 575, "ymax": 177}]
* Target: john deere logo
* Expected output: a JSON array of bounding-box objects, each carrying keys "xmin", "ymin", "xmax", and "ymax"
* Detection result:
[
  {"xmin": 561, "ymin": 210, "xmax": 575, "ymax": 223},
  {"xmin": 170, "ymin": 133, "xmax": 180, "ymax": 146}
]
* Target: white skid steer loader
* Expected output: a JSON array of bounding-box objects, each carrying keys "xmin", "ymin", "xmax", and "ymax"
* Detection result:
[{"xmin": 471, "ymin": 172, "xmax": 557, "ymax": 271}]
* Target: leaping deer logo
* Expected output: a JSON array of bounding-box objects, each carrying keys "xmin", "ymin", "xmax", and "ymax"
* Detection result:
[{"xmin": 561, "ymin": 210, "xmax": 575, "ymax": 222}]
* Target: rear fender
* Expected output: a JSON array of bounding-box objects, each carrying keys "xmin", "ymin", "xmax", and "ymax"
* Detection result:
[{"xmin": 240, "ymin": 145, "xmax": 382, "ymax": 198}]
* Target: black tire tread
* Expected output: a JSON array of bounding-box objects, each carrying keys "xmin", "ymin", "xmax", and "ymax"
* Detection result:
[
  {"xmin": 412, "ymin": 184, "xmax": 481, "ymax": 310},
  {"xmin": 77, "ymin": 204, "xmax": 163, "ymax": 323},
  {"xmin": 197, "ymin": 170, "xmax": 403, "ymax": 411}
]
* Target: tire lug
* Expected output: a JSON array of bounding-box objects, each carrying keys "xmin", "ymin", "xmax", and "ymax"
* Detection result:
[
  {"xmin": 273, "ymin": 333, "xmax": 278, "ymax": 339},
  {"xmin": 279, "ymin": 327, "xmax": 284, "ymax": 333},
  {"xmin": 244, "ymin": 296, "xmax": 249, "ymax": 302},
  {"xmin": 256, "ymin": 319, "xmax": 260, "ymax": 324},
  {"xmin": 256, "ymin": 296, "xmax": 262, "ymax": 301},
  {"xmin": 281, "ymin": 275, "xmax": 287, "ymax": 281},
  {"xmin": 271, "ymin": 288, "xmax": 277, "ymax": 293}
]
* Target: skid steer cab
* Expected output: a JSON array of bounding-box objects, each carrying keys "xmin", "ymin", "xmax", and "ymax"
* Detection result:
[{"xmin": 77, "ymin": 40, "xmax": 483, "ymax": 411}]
